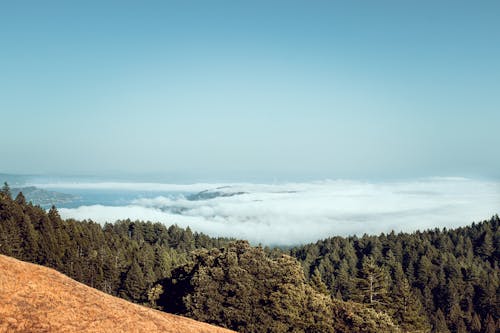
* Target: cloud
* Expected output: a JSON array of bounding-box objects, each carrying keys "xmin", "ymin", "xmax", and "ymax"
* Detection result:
[{"xmin": 56, "ymin": 178, "xmax": 500, "ymax": 246}]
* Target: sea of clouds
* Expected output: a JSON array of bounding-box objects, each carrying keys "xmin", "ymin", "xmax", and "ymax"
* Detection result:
[{"xmin": 36, "ymin": 178, "xmax": 500, "ymax": 246}]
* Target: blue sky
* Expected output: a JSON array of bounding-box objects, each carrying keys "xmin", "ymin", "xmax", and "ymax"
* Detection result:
[{"xmin": 1, "ymin": 1, "xmax": 499, "ymax": 181}]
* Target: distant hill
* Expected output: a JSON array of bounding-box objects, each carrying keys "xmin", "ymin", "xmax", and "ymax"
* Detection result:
[
  {"xmin": 11, "ymin": 186, "xmax": 78, "ymax": 207},
  {"xmin": 0, "ymin": 254, "xmax": 235, "ymax": 333},
  {"xmin": 186, "ymin": 187, "xmax": 246, "ymax": 201}
]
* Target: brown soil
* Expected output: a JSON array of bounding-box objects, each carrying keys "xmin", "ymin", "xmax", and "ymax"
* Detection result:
[{"xmin": 0, "ymin": 255, "xmax": 236, "ymax": 333}]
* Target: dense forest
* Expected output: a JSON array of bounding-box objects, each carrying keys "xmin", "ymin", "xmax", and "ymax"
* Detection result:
[
  {"xmin": 0, "ymin": 182, "xmax": 498, "ymax": 332},
  {"xmin": 290, "ymin": 217, "xmax": 499, "ymax": 333}
]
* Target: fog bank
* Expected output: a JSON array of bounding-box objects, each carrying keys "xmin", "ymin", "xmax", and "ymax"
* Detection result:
[{"xmin": 52, "ymin": 178, "xmax": 500, "ymax": 246}]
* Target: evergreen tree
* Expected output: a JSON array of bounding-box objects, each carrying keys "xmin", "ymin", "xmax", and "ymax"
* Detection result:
[
  {"xmin": 310, "ymin": 268, "xmax": 329, "ymax": 295},
  {"xmin": 1, "ymin": 182, "xmax": 11, "ymax": 198},
  {"xmin": 393, "ymin": 277, "xmax": 430, "ymax": 332},
  {"xmin": 18, "ymin": 215, "xmax": 38, "ymax": 261},
  {"xmin": 483, "ymin": 314, "xmax": 497, "ymax": 333},
  {"xmin": 470, "ymin": 313, "xmax": 481, "ymax": 333},
  {"xmin": 455, "ymin": 319, "xmax": 467, "ymax": 333},
  {"xmin": 433, "ymin": 309, "xmax": 450, "ymax": 333},
  {"xmin": 160, "ymin": 241, "xmax": 397, "ymax": 333},
  {"xmin": 120, "ymin": 259, "xmax": 146, "ymax": 302},
  {"xmin": 447, "ymin": 302, "xmax": 463, "ymax": 332},
  {"xmin": 355, "ymin": 256, "xmax": 390, "ymax": 309},
  {"xmin": 476, "ymin": 230, "xmax": 494, "ymax": 260},
  {"xmin": 1, "ymin": 193, "xmax": 499, "ymax": 333},
  {"xmin": 14, "ymin": 192, "xmax": 26, "ymax": 205},
  {"xmin": 335, "ymin": 259, "xmax": 356, "ymax": 300}
]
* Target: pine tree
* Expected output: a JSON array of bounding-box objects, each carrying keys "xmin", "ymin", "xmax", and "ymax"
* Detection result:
[
  {"xmin": 454, "ymin": 318, "xmax": 467, "ymax": 333},
  {"xmin": 416, "ymin": 255, "xmax": 432, "ymax": 289},
  {"xmin": 19, "ymin": 215, "xmax": 38, "ymax": 261},
  {"xmin": 433, "ymin": 309, "xmax": 450, "ymax": 333},
  {"xmin": 393, "ymin": 277, "xmax": 430, "ymax": 332},
  {"xmin": 476, "ymin": 230, "xmax": 494, "ymax": 260},
  {"xmin": 470, "ymin": 313, "xmax": 481, "ymax": 333},
  {"xmin": 121, "ymin": 260, "xmax": 146, "ymax": 302},
  {"xmin": 180, "ymin": 226, "xmax": 195, "ymax": 251},
  {"xmin": 0, "ymin": 217, "xmax": 22, "ymax": 257},
  {"xmin": 310, "ymin": 268, "xmax": 329, "ymax": 295},
  {"xmin": 14, "ymin": 192, "xmax": 26, "ymax": 205},
  {"xmin": 484, "ymin": 314, "xmax": 496, "ymax": 333},
  {"xmin": 335, "ymin": 259, "xmax": 356, "ymax": 300},
  {"xmin": 355, "ymin": 256, "xmax": 390, "ymax": 309},
  {"xmin": 448, "ymin": 302, "xmax": 463, "ymax": 332},
  {"xmin": 1, "ymin": 182, "xmax": 11, "ymax": 198}
]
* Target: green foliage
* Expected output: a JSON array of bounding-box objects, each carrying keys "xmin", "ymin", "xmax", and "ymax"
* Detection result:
[
  {"xmin": 1, "ymin": 192, "xmax": 499, "ymax": 332},
  {"xmin": 354, "ymin": 256, "xmax": 390, "ymax": 309},
  {"xmin": 160, "ymin": 241, "xmax": 396, "ymax": 333},
  {"xmin": 392, "ymin": 277, "xmax": 430, "ymax": 332},
  {"xmin": 147, "ymin": 284, "xmax": 164, "ymax": 309},
  {"xmin": 310, "ymin": 268, "xmax": 330, "ymax": 295},
  {"xmin": 470, "ymin": 313, "xmax": 481, "ymax": 333},
  {"xmin": 291, "ymin": 216, "xmax": 500, "ymax": 332},
  {"xmin": 433, "ymin": 309, "xmax": 450, "ymax": 333},
  {"xmin": 330, "ymin": 299, "xmax": 399, "ymax": 333},
  {"xmin": 1, "ymin": 182, "xmax": 11, "ymax": 198},
  {"xmin": 0, "ymin": 192, "xmax": 232, "ymax": 304},
  {"xmin": 120, "ymin": 259, "xmax": 146, "ymax": 301},
  {"xmin": 483, "ymin": 314, "xmax": 497, "ymax": 333}
]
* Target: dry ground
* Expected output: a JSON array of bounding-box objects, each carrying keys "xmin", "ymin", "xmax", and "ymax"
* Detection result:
[{"xmin": 0, "ymin": 255, "xmax": 236, "ymax": 333}]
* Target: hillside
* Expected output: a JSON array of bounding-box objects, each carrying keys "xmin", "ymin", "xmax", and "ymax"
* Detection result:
[
  {"xmin": 1, "ymin": 185, "xmax": 498, "ymax": 332},
  {"xmin": 290, "ymin": 216, "xmax": 500, "ymax": 332},
  {"xmin": 11, "ymin": 186, "xmax": 77, "ymax": 207},
  {"xmin": 0, "ymin": 255, "xmax": 235, "ymax": 333}
]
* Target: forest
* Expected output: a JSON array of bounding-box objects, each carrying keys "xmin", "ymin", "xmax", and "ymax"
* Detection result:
[{"xmin": 0, "ymin": 183, "xmax": 498, "ymax": 333}]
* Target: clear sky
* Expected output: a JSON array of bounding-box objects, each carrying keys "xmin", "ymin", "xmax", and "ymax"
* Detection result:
[{"xmin": 1, "ymin": 1, "xmax": 499, "ymax": 182}]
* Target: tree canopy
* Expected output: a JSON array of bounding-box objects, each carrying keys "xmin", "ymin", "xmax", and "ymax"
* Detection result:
[{"xmin": 0, "ymin": 184, "xmax": 498, "ymax": 332}]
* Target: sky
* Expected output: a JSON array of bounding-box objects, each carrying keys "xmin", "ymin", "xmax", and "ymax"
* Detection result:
[{"xmin": 1, "ymin": 1, "xmax": 500, "ymax": 181}]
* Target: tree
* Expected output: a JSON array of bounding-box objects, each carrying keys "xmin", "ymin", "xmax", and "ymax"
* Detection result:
[
  {"xmin": 432, "ymin": 309, "xmax": 450, "ymax": 333},
  {"xmin": 14, "ymin": 192, "xmax": 26, "ymax": 206},
  {"xmin": 161, "ymin": 241, "xmax": 325, "ymax": 332},
  {"xmin": 160, "ymin": 241, "xmax": 397, "ymax": 333},
  {"xmin": 484, "ymin": 314, "xmax": 497, "ymax": 333},
  {"xmin": 470, "ymin": 313, "xmax": 481, "ymax": 333},
  {"xmin": 1, "ymin": 182, "xmax": 11, "ymax": 198},
  {"xmin": 147, "ymin": 284, "xmax": 164, "ymax": 309},
  {"xmin": 310, "ymin": 268, "xmax": 329, "ymax": 295},
  {"xmin": 120, "ymin": 260, "xmax": 146, "ymax": 302},
  {"xmin": 18, "ymin": 215, "xmax": 38, "ymax": 261},
  {"xmin": 454, "ymin": 318, "xmax": 467, "ymax": 333},
  {"xmin": 416, "ymin": 255, "xmax": 432, "ymax": 289},
  {"xmin": 393, "ymin": 277, "xmax": 430, "ymax": 332},
  {"xmin": 335, "ymin": 259, "xmax": 356, "ymax": 300},
  {"xmin": 355, "ymin": 256, "xmax": 390, "ymax": 309},
  {"xmin": 331, "ymin": 299, "xmax": 399, "ymax": 333},
  {"xmin": 476, "ymin": 230, "xmax": 494, "ymax": 260},
  {"xmin": 1, "ymin": 189, "xmax": 499, "ymax": 333},
  {"xmin": 448, "ymin": 302, "xmax": 464, "ymax": 332}
]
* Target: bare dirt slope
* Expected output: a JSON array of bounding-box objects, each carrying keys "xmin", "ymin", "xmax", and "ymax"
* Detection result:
[{"xmin": 0, "ymin": 255, "xmax": 236, "ymax": 333}]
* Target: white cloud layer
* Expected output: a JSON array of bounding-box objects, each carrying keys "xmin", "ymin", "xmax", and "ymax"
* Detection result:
[{"xmin": 55, "ymin": 178, "xmax": 500, "ymax": 246}]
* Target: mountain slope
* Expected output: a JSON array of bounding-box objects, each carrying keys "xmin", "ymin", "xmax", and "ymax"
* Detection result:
[{"xmin": 0, "ymin": 255, "xmax": 235, "ymax": 333}]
